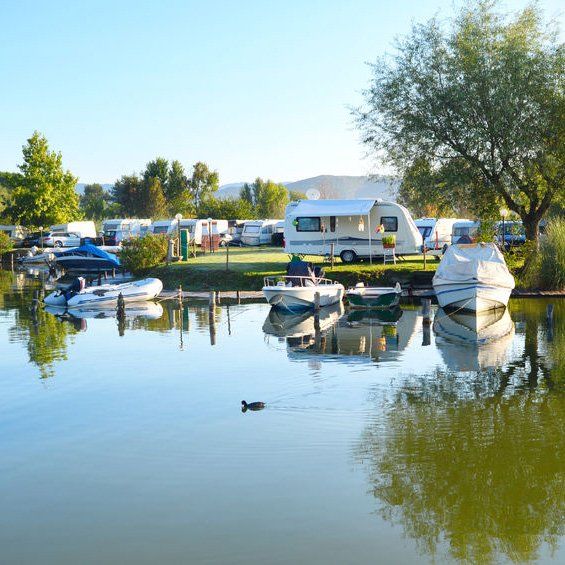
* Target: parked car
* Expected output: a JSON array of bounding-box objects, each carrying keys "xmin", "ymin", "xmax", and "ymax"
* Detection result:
[
  {"xmin": 21, "ymin": 232, "xmax": 44, "ymax": 248},
  {"xmin": 41, "ymin": 231, "xmax": 81, "ymax": 248}
]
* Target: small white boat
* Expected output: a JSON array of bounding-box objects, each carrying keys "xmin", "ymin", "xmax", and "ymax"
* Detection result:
[
  {"xmin": 346, "ymin": 282, "xmax": 402, "ymax": 309},
  {"xmin": 44, "ymin": 277, "xmax": 163, "ymax": 308},
  {"xmin": 433, "ymin": 243, "xmax": 515, "ymax": 312},
  {"xmin": 263, "ymin": 276, "xmax": 344, "ymax": 312}
]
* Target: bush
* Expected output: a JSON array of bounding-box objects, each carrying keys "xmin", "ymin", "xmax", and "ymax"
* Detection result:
[
  {"xmin": 539, "ymin": 217, "xmax": 565, "ymax": 290},
  {"xmin": 120, "ymin": 234, "xmax": 168, "ymax": 274},
  {"xmin": 0, "ymin": 231, "xmax": 13, "ymax": 255}
]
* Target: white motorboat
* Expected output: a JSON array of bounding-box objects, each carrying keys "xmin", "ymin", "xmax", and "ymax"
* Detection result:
[
  {"xmin": 433, "ymin": 243, "xmax": 515, "ymax": 312},
  {"xmin": 44, "ymin": 277, "xmax": 163, "ymax": 308},
  {"xmin": 263, "ymin": 276, "xmax": 344, "ymax": 312},
  {"xmin": 433, "ymin": 308, "xmax": 515, "ymax": 371}
]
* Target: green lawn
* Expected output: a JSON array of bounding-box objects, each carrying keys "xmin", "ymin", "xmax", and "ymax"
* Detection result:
[{"xmin": 152, "ymin": 246, "xmax": 438, "ymax": 291}]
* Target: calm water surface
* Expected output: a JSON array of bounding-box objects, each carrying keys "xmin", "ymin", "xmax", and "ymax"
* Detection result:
[{"xmin": 1, "ymin": 271, "xmax": 563, "ymax": 564}]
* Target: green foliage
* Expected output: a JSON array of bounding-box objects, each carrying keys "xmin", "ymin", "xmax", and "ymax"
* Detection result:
[
  {"xmin": 111, "ymin": 174, "xmax": 142, "ymax": 216},
  {"xmin": 7, "ymin": 132, "xmax": 80, "ymax": 226},
  {"xmin": 241, "ymin": 178, "xmax": 289, "ymax": 218},
  {"xmin": 356, "ymin": 1, "xmax": 564, "ymax": 241},
  {"xmin": 382, "ymin": 234, "xmax": 396, "ymax": 246},
  {"xmin": 198, "ymin": 196, "xmax": 255, "ymax": 220},
  {"xmin": 288, "ymin": 190, "xmax": 305, "ymax": 202},
  {"xmin": 539, "ymin": 217, "xmax": 565, "ymax": 290},
  {"xmin": 141, "ymin": 177, "xmax": 168, "ymax": 219},
  {"xmin": 80, "ymin": 183, "xmax": 113, "ymax": 220},
  {"xmin": 0, "ymin": 231, "xmax": 13, "ymax": 255},
  {"xmin": 189, "ymin": 161, "xmax": 219, "ymax": 212},
  {"xmin": 120, "ymin": 233, "xmax": 169, "ymax": 274}
]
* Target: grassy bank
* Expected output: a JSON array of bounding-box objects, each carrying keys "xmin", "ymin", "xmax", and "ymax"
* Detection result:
[{"xmin": 151, "ymin": 247, "xmax": 438, "ymax": 291}]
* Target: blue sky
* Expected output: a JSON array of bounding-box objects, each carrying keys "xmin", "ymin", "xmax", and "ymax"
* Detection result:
[{"xmin": 0, "ymin": 0, "xmax": 562, "ymax": 185}]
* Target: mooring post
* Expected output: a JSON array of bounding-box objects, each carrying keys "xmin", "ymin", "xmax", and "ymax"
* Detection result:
[
  {"xmin": 421, "ymin": 298, "xmax": 432, "ymax": 325},
  {"xmin": 10, "ymin": 253, "xmax": 14, "ymax": 271},
  {"xmin": 208, "ymin": 293, "xmax": 216, "ymax": 346},
  {"xmin": 236, "ymin": 290, "xmax": 241, "ymax": 304},
  {"xmin": 330, "ymin": 243, "xmax": 335, "ymax": 269},
  {"xmin": 117, "ymin": 292, "xmax": 125, "ymax": 320},
  {"xmin": 178, "ymin": 285, "xmax": 183, "ymax": 304},
  {"xmin": 314, "ymin": 291, "xmax": 320, "ymax": 313},
  {"xmin": 97, "ymin": 272, "xmax": 102, "ymax": 285},
  {"xmin": 209, "ymin": 291, "xmax": 215, "ymax": 311},
  {"xmin": 216, "ymin": 291, "xmax": 221, "ymax": 305}
]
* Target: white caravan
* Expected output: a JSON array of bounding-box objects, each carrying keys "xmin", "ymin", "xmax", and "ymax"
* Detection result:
[
  {"xmin": 451, "ymin": 221, "xmax": 481, "ymax": 244},
  {"xmin": 241, "ymin": 219, "xmax": 282, "ymax": 246},
  {"xmin": 415, "ymin": 218, "xmax": 470, "ymax": 255},
  {"xmin": 149, "ymin": 219, "xmax": 178, "ymax": 235},
  {"xmin": 102, "ymin": 219, "xmax": 151, "ymax": 245},
  {"xmin": 179, "ymin": 219, "xmax": 229, "ymax": 245},
  {"xmin": 49, "ymin": 221, "xmax": 97, "ymax": 239},
  {"xmin": 284, "ymin": 199, "xmax": 421, "ymax": 262}
]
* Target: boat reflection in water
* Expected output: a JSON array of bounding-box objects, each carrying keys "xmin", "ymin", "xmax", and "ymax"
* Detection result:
[
  {"xmin": 263, "ymin": 304, "xmax": 421, "ymax": 363},
  {"xmin": 45, "ymin": 302, "xmax": 164, "ymax": 332},
  {"xmin": 433, "ymin": 307, "xmax": 515, "ymax": 371}
]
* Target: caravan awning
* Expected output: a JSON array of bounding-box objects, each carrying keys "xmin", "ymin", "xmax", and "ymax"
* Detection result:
[{"xmin": 289, "ymin": 199, "xmax": 376, "ymax": 217}]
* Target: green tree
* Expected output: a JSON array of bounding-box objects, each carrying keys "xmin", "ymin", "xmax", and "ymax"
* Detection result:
[
  {"xmin": 198, "ymin": 196, "xmax": 255, "ymax": 220},
  {"xmin": 80, "ymin": 183, "xmax": 111, "ymax": 220},
  {"xmin": 189, "ymin": 161, "xmax": 219, "ymax": 211},
  {"xmin": 111, "ymin": 174, "xmax": 142, "ymax": 216},
  {"xmin": 356, "ymin": 1, "xmax": 564, "ymax": 242},
  {"xmin": 240, "ymin": 182, "xmax": 254, "ymax": 205},
  {"xmin": 288, "ymin": 190, "xmax": 305, "ymax": 202},
  {"xmin": 143, "ymin": 157, "xmax": 169, "ymax": 187},
  {"xmin": 253, "ymin": 178, "xmax": 289, "ymax": 218},
  {"xmin": 8, "ymin": 132, "xmax": 80, "ymax": 226},
  {"xmin": 0, "ymin": 171, "xmax": 23, "ymax": 221},
  {"xmin": 167, "ymin": 160, "xmax": 194, "ymax": 215},
  {"xmin": 140, "ymin": 177, "xmax": 168, "ymax": 218}
]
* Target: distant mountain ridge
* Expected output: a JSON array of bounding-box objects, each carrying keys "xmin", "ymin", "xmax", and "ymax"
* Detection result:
[{"xmin": 216, "ymin": 175, "xmax": 399, "ymax": 201}]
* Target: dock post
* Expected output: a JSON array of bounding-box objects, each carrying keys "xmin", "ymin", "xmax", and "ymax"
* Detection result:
[
  {"xmin": 10, "ymin": 253, "xmax": 14, "ymax": 271},
  {"xmin": 98, "ymin": 272, "xmax": 102, "ymax": 285},
  {"xmin": 216, "ymin": 291, "xmax": 221, "ymax": 305},
  {"xmin": 178, "ymin": 285, "xmax": 183, "ymax": 304},
  {"xmin": 314, "ymin": 291, "xmax": 320, "ymax": 312},
  {"xmin": 208, "ymin": 291, "xmax": 216, "ymax": 346},
  {"xmin": 330, "ymin": 243, "xmax": 335, "ymax": 269},
  {"xmin": 236, "ymin": 290, "xmax": 241, "ymax": 304},
  {"xmin": 547, "ymin": 303, "xmax": 554, "ymax": 341},
  {"xmin": 421, "ymin": 298, "xmax": 432, "ymax": 325},
  {"xmin": 117, "ymin": 292, "xmax": 125, "ymax": 320},
  {"xmin": 209, "ymin": 291, "xmax": 215, "ymax": 311}
]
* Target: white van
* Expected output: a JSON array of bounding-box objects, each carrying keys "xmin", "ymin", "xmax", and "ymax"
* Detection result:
[
  {"xmin": 284, "ymin": 199, "xmax": 421, "ymax": 262},
  {"xmin": 241, "ymin": 219, "xmax": 282, "ymax": 246},
  {"xmin": 49, "ymin": 221, "xmax": 97, "ymax": 239},
  {"xmin": 415, "ymin": 218, "xmax": 470, "ymax": 254},
  {"xmin": 102, "ymin": 219, "xmax": 151, "ymax": 245},
  {"xmin": 179, "ymin": 219, "xmax": 229, "ymax": 245}
]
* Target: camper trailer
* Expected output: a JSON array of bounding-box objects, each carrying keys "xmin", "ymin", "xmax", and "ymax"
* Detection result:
[
  {"xmin": 179, "ymin": 219, "xmax": 229, "ymax": 245},
  {"xmin": 49, "ymin": 221, "xmax": 97, "ymax": 239},
  {"xmin": 102, "ymin": 219, "xmax": 151, "ymax": 245},
  {"xmin": 284, "ymin": 199, "xmax": 421, "ymax": 262},
  {"xmin": 415, "ymin": 218, "xmax": 470, "ymax": 255},
  {"xmin": 149, "ymin": 219, "xmax": 178, "ymax": 235},
  {"xmin": 241, "ymin": 219, "xmax": 282, "ymax": 246},
  {"xmin": 451, "ymin": 221, "xmax": 481, "ymax": 244}
]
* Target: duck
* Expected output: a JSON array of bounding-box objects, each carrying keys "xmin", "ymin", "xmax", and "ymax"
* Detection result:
[{"xmin": 241, "ymin": 400, "xmax": 265, "ymax": 412}]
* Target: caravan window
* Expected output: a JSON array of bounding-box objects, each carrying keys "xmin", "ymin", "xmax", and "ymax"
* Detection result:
[
  {"xmin": 244, "ymin": 225, "xmax": 260, "ymax": 233},
  {"xmin": 296, "ymin": 217, "xmax": 321, "ymax": 232},
  {"xmin": 330, "ymin": 216, "xmax": 336, "ymax": 232},
  {"xmin": 153, "ymin": 226, "xmax": 169, "ymax": 234},
  {"xmin": 380, "ymin": 216, "xmax": 398, "ymax": 232}
]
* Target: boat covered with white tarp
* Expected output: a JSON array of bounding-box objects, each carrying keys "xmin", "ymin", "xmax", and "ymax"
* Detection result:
[{"xmin": 433, "ymin": 243, "xmax": 514, "ymax": 312}]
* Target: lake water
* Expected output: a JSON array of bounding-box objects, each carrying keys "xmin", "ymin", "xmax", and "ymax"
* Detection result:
[{"xmin": 1, "ymin": 270, "xmax": 563, "ymax": 564}]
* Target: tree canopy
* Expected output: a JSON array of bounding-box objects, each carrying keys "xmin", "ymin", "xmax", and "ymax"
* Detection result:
[
  {"xmin": 7, "ymin": 132, "xmax": 80, "ymax": 226},
  {"xmin": 356, "ymin": 1, "xmax": 564, "ymax": 240},
  {"xmin": 80, "ymin": 183, "xmax": 114, "ymax": 221},
  {"xmin": 239, "ymin": 177, "xmax": 289, "ymax": 218}
]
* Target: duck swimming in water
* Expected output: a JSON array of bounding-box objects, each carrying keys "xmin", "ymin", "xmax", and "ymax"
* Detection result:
[{"xmin": 241, "ymin": 400, "xmax": 265, "ymax": 412}]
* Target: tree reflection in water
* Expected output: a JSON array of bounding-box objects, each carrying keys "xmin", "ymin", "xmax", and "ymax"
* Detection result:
[{"xmin": 354, "ymin": 301, "xmax": 564, "ymax": 563}]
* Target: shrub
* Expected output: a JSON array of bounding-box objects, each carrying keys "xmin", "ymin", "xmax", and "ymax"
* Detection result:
[
  {"xmin": 382, "ymin": 234, "xmax": 396, "ymax": 246},
  {"xmin": 539, "ymin": 217, "xmax": 565, "ymax": 290},
  {"xmin": 0, "ymin": 231, "xmax": 13, "ymax": 255},
  {"xmin": 120, "ymin": 234, "xmax": 168, "ymax": 274}
]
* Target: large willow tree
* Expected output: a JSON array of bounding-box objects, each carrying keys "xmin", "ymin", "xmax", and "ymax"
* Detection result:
[{"xmin": 356, "ymin": 1, "xmax": 564, "ymax": 241}]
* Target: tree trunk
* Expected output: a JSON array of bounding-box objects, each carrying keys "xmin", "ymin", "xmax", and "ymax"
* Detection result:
[{"xmin": 523, "ymin": 214, "xmax": 540, "ymax": 244}]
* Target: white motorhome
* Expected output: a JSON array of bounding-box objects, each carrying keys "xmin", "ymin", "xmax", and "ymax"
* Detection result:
[
  {"xmin": 49, "ymin": 221, "xmax": 97, "ymax": 238},
  {"xmin": 415, "ymin": 218, "xmax": 470, "ymax": 254},
  {"xmin": 284, "ymin": 199, "xmax": 421, "ymax": 262},
  {"xmin": 102, "ymin": 219, "xmax": 151, "ymax": 245},
  {"xmin": 179, "ymin": 219, "xmax": 229, "ymax": 245},
  {"xmin": 241, "ymin": 219, "xmax": 282, "ymax": 246}
]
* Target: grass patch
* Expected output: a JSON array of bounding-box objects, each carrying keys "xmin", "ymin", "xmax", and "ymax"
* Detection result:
[{"xmin": 151, "ymin": 246, "xmax": 438, "ymax": 290}]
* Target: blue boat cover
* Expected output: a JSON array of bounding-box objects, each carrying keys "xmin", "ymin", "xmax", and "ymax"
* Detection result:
[{"xmin": 58, "ymin": 244, "xmax": 121, "ymax": 266}]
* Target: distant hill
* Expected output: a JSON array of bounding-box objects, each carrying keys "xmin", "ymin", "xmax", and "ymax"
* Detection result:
[
  {"xmin": 75, "ymin": 183, "xmax": 113, "ymax": 195},
  {"xmin": 216, "ymin": 175, "xmax": 399, "ymax": 201}
]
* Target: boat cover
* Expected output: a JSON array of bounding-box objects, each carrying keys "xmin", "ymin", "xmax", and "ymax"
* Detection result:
[
  {"xmin": 58, "ymin": 244, "xmax": 121, "ymax": 266},
  {"xmin": 433, "ymin": 243, "xmax": 514, "ymax": 289},
  {"xmin": 288, "ymin": 199, "xmax": 377, "ymax": 217}
]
